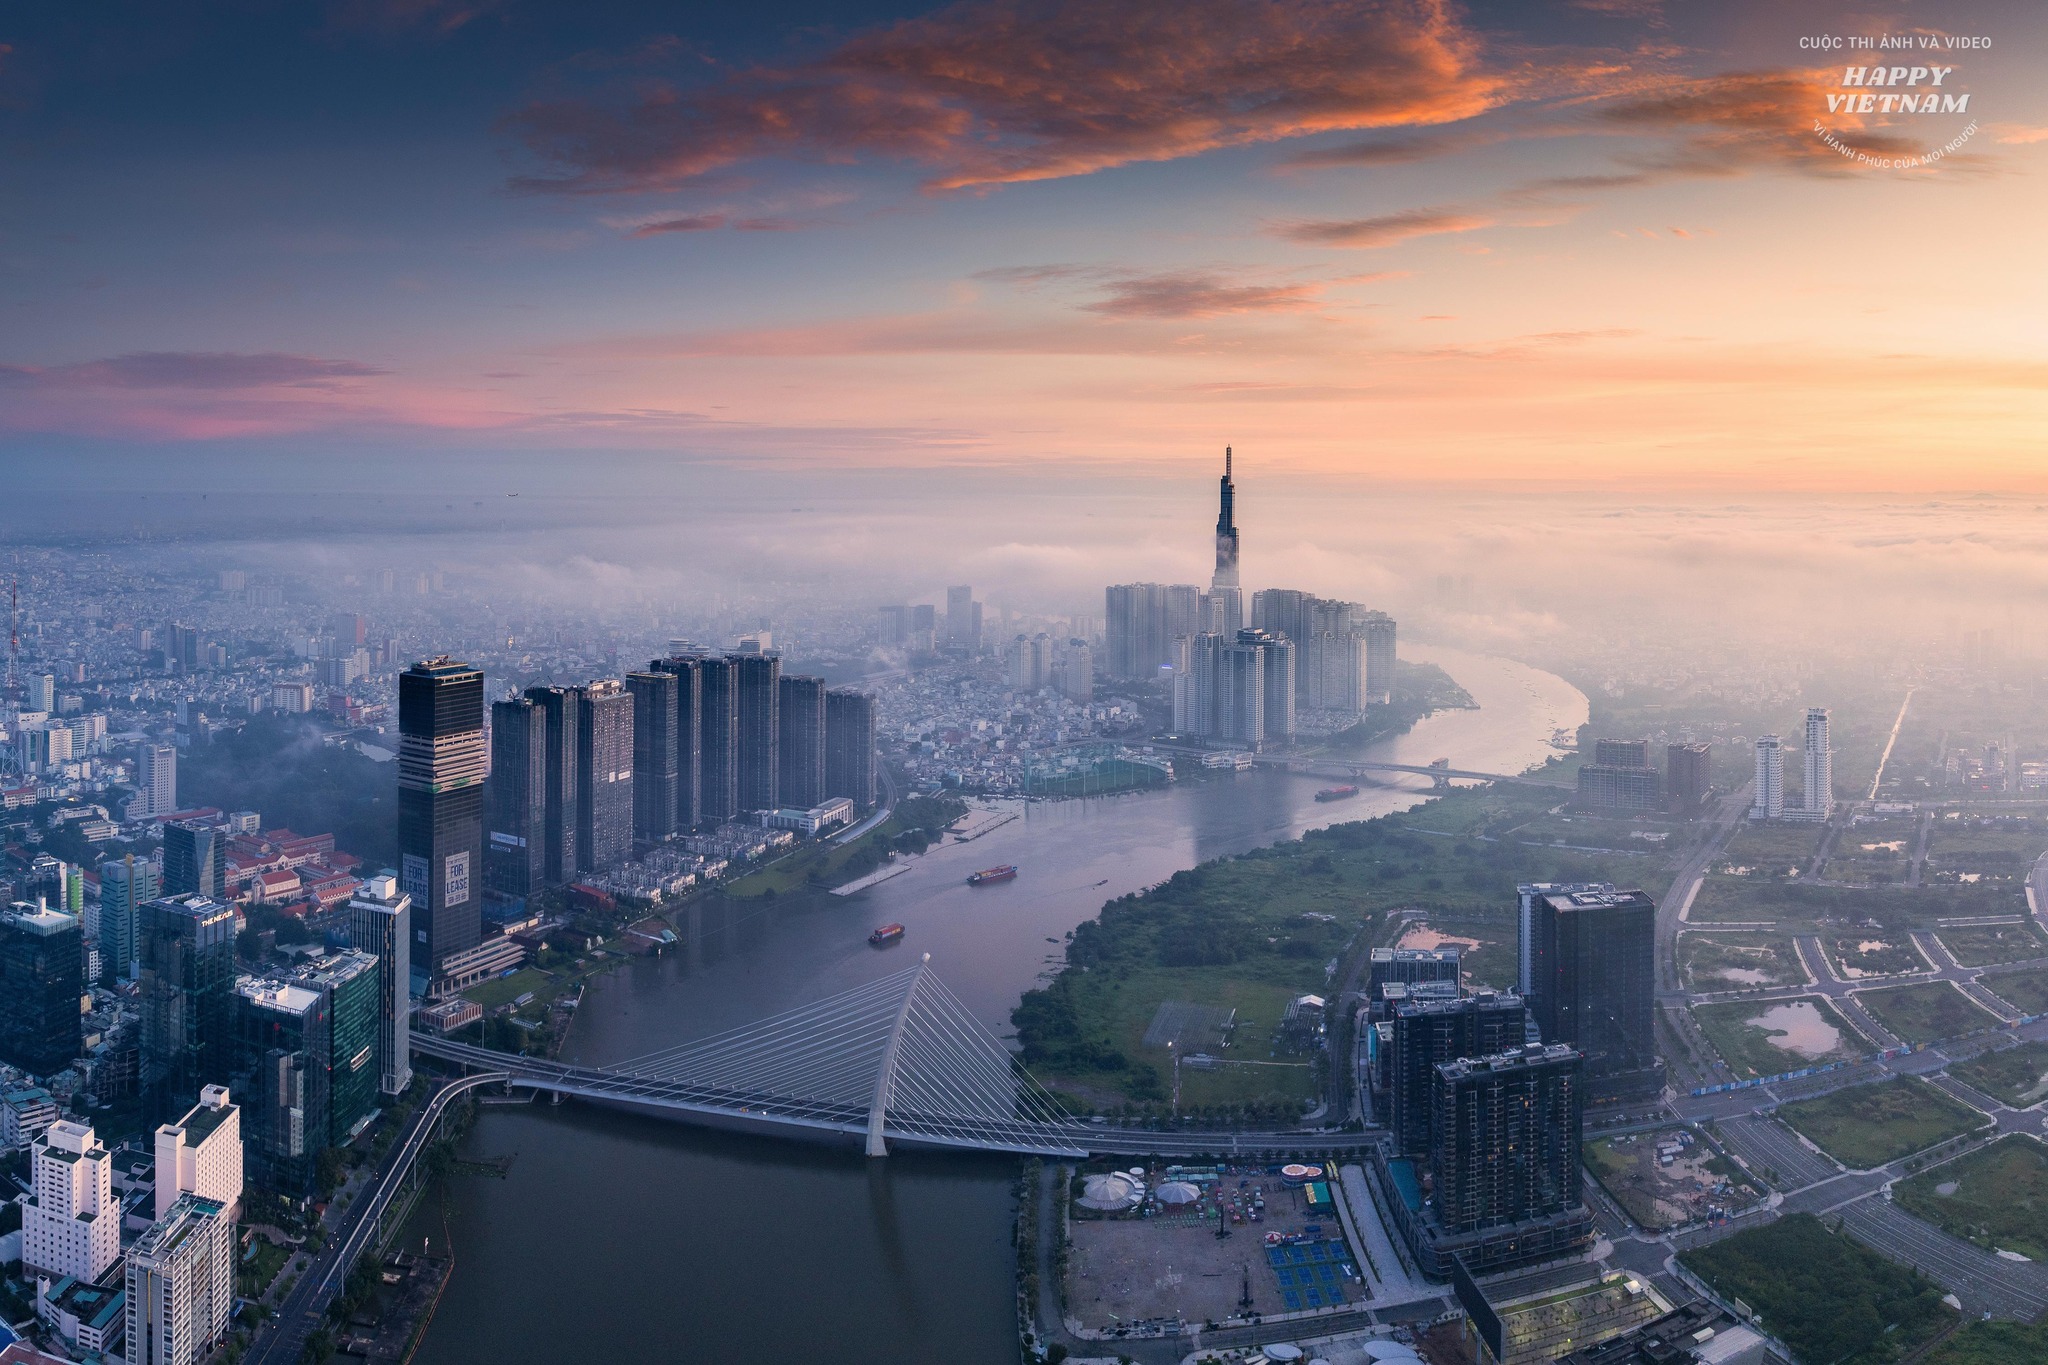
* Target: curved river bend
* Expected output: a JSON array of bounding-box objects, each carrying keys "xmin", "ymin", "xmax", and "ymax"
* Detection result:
[{"xmin": 408, "ymin": 646, "xmax": 1587, "ymax": 1365}]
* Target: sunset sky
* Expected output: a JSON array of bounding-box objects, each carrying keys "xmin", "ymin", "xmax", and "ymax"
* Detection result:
[{"xmin": 3, "ymin": 0, "xmax": 2044, "ymax": 493}]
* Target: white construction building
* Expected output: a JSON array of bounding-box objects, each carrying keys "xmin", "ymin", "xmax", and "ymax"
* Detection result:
[
  {"xmin": 153, "ymin": 1085, "xmax": 243, "ymax": 1222},
  {"xmin": 23, "ymin": 1120, "xmax": 121, "ymax": 1283},
  {"xmin": 1801, "ymin": 706, "xmax": 1833, "ymax": 820},
  {"xmin": 125, "ymin": 1193, "xmax": 234, "ymax": 1365},
  {"xmin": 1750, "ymin": 735, "xmax": 1784, "ymax": 821}
]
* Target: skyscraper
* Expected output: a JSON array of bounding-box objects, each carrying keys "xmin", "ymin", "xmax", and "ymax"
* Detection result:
[
  {"xmin": 575, "ymin": 680, "xmax": 633, "ymax": 873},
  {"xmin": 1210, "ymin": 447, "xmax": 1242, "ymax": 632},
  {"xmin": 1593, "ymin": 739, "xmax": 1652, "ymax": 766},
  {"xmin": 824, "ymin": 689, "xmax": 877, "ymax": 808},
  {"xmin": 732, "ymin": 654, "xmax": 780, "ymax": 814},
  {"xmin": 652, "ymin": 656, "xmax": 705, "ymax": 829},
  {"xmin": 1667, "ymin": 743, "xmax": 1712, "ymax": 814},
  {"xmin": 1103, "ymin": 582, "xmax": 1203, "ymax": 680},
  {"xmin": 945, "ymin": 585, "xmax": 979, "ymax": 648},
  {"xmin": 153, "ymin": 1085, "xmax": 242, "ymax": 1222},
  {"xmin": 1184, "ymin": 628, "xmax": 1293, "ymax": 748},
  {"xmin": 397, "ymin": 658, "xmax": 485, "ymax": 974},
  {"xmin": 162, "ymin": 822, "xmax": 224, "ymax": 899},
  {"xmin": 1430, "ymin": 1045, "xmax": 1586, "ymax": 1245},
  {"xmin": 1515, "ymin": 882, "xmax": 1613, "ymax": 996},
  {"xmin": 297, "ymin": 950, "xmax": 381, "ymax": 1144},
  {"xmin": 525, "ymin": 685, "xmax": 583, "ymax": 884},
  {"xmin": 137, "ymin": 895, "xmax": 236, "ymax": 1122},
  {"xmin": 99, "ymin": 854, "xmax": 160, "ymax": 983},
  {"xmin": 1388, "ymin": 991, "xmax": 1526, "ymax": 1155},
  {"xmin": 125, "ymin": 1193, "xmax": 234, "ymax": 1365},
  {"xmin": 485, "ymin": 695, "xmax": 548, "ymax": 899},
  {"xmin": 1524, "ymin": 888, "xmax": 1662, "ymax": 1101},
  {"xmin": 1802, "ymin": 707, "xmax": 1833, "ymax": 819},
  {"xmin": 777, "ymin": 675, "xmax": 828, "ymax": 810},
  {"xmin": 137, "ymin": 742, "xmax": 178, "ymax": 818},
  {"xmin": 347, "ymin": 874, "xmax": 413, "ymax": 1097},
  {"xmin": 697, "ymin": 656, "xmax": 739, "ymax": 823},
  {"xmin": 1751, "ymin": 734, "xmax": 1784, "ymax": 820},
  {"xmin": 626, "ymin": 670, "xmax": 679, "ymax": 843},
  {"xmin": 23, "ymin": 1119, "xmax": 121, "ymax": 1283},
  {"xmin": 1360, "ymin": 611, "xmax": 1397, "ymax": 705},
  {"xmin": 233, "ymin": 951, "xmax": 381, "ymax": 1203},
  {"xmin": 0, "ymin": 902, "xmax": 84, "ymax": 1076}
]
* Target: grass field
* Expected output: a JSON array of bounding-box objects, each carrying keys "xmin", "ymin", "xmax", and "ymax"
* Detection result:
[
  {"xmin": 1948, "ymin": 1042, "xmax": 2048, "ymax": 1108},
  {"xmin": 1692, "ymin": 996, "xmax": 1865, "ymax": 1080},
  {"xmin": 1777, "ymin": 1077, "xmax": 1988, "ymax": 1169},
  {"xmin": 1893, "ymin": 1136, "xmax": 2048, "ymax": 1261},
  {"xmin": 1981, "ymin": 968, "xmax": 2048, "ymax": 1015},
  {"xmin": 1678, "ymin": 933, "xmax": 1806, "ymax": 992},
  {"xmin": 1826, "ymin": 934, "xmax": 1926, "ymax": 979},
  {"xmin": 1854, "ymin": 981, "xmax": 1999, "ymax": 1045},
  {"xmin": 1720, "ymin": 822, "xmax": 1827, "ymax": 869},
  {"xmin": 1679, "ymin": 1213, "xmax": 1955, "ymax": 1365},
  {"xmin": 1687, "ymin": 878, "xmax": 2019, "ymax": 928},
  {"xmin": 1938, "ymin": 922, "xmax": 2048, "ymax": 967},
  {"xmin": 462, "ymin": 967, "xmax": 554, "ymax": 1010},
  {"xmin": 1922, "ymin": 1320, "xmax": 2048, "ymax": 1365}
]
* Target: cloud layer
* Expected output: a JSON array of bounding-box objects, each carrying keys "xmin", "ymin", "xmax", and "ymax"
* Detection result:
[{"xmin": 508, "ymin": 0, "xmax": 1505, "ymax": 193}]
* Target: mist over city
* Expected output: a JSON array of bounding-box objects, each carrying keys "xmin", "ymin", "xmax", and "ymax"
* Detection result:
[{"xmin": 4, "ymin": 4, "xmax": 2048, "ymax": 1365}]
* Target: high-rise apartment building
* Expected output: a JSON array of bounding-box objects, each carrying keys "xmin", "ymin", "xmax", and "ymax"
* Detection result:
[
  {"xmin": 1515, "ymin": 882, "xmax": 1612, "ymax": 996},
  {"xmin": 1058, "ymin": 640, "xmax": 1094, "ymax": 704},
  {"xmin": 1593, "ymin": 739, "xmax": 1650, "ymax": 767},
  {"xmin": 945, "ymin": 585, "xmax": 982, "ymax": 648},
  {"xmin": 697, "ymin": 656, "xmax": 739, "ymax": 823},
  {"xmin": 137, "ymin": 742, "xmax": 178, "ymax": 818},
  {"xmin": 1184, "ymin": 628, "xmax": 1294, "ymax": 748},
  {"xmin": 626, "ymin": 671, "xmax": 679, "ymax": 843},
  {"xmin": 1006, "ymin": 634, "xmax": 1051, "ymax": 692},
  {"xmin": 347, "ymin": 874, "xmax": 413, "ymax": 1097},
  {"xmin": 1575, "ymin": 761, "xmax": 1663, "ymax": 811},
  {"xmin": 23, "ymin": 1120, "xmax": 120, "ymax": 1283},
  {"xmin": 1388, "ymin": 991, "xmax": 1526, "ymax": 1155},
  {"xmin": 137, "ymin": 895, "xmax": 235, "ymax": 1122},
  {"xmin": 398, "ymin": 658, "xmax": 485, "ymax": 974},
  {"xmin": 1666, "ymin": 743, "xmax": 1712, "ymax": 814},
  {"xmin": 485, "ymin": 696, "xmax": 548, "ymax": 899},
  {"xmin": 1366, "ymin": 947, "xmax": 1463, "ymax": 1001},
  {"xmin": 524, "ymin": 685, "xmax": 582, "ymax": 883},
  {"xmin": 575, "ymin": 680, "xmax": 633, "ymax": 873},
  {"xmin": 825, "ymin": 689, "xmax": 877, "ymax": 808},
  {"xmin": 777, "ymin": 675, "xmax": 828, "ymax": 811},
  {"xmin": 0, "ymin": 902, "xmax": 84, "ymax": 1076},
  {"xmin": 1428, "ymin": 1045, "xmax": 1587, "ymax": 1249},
  {"xmin": 125, "ymin": 1193, "xmax": 234, "ymax": 1365},
  {"xmin": 1103, "ymin": 582, "xmax": 1203, "ymax": 680},
  {"xmin": 153, "ymin": 1085, "xmax": 242, "ymax": 1222},
  {"xmin": 651, "ymin": 656, "xmax": 706, "ymax": 829},
  {"xmin": 99, "ymin": 854, "xmax": 160, "ymax": 982},
  {"xmin": 1523, "ymin": 888, "xmax": 1662, "ymax": 1101},
  {"xmin": 161, "ymin": 822, "xmax": 224, "ymax": 899},
  {"xmin": 1802, "ymin": 707, "xmax": 1832, "ymax": 820},
  {"xmin": 1750, "ymin": 735, "xmax": 1784, "ymax": 820},
  {"xmin": 732, "ymin": 654, "xmax": 780, "ymax": 814}
]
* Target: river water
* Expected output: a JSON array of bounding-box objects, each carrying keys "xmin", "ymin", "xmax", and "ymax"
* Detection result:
[{"xmin": 406, "ymin": 646, "xmax": 1586, "ymax": 1365}]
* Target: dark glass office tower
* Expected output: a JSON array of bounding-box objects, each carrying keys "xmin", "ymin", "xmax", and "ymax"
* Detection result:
[
  {"xmin": 347, "ymin": 875, "xmax": 412, "ymax": 1097},
  {"xmin": 732, "ymin": 654, "xmax": 780, "ymax": 814},
  {"xmin": 626, "ymin": 671, "xmax": 679, "ymax": 842},
  {"xmin": 233, "ymin": 976, "xmax": 327, "ymax": 1204},
  {"xmin": 162, "ymin": 821, "xmax": 225, "ymax": 899},
  {"xmin": 524, "ymin": 685, "xmax": 583, "ymax": 885},
  {"xmin": 301, "ymin": 950, "xmax": 381, "ymax": 1144},
  {"xmin": 1389, "ymin": 991, "xmax": 1525, "ymax": 1156},
  {"xmin": 652, "ymin": 657, "xmax": 705, "ymax": 829},
  {"xmin": 397, "ymin": 658, "xmax": 485, "ymax": 975},
  {"xmin": 1431, "ymin": 1045, "xmax": 1585, "ymax": 1235},
  {"xmin": 137, "ymin": 894, "xmax": 236, "ymax": 1121},
  {"xmin": 0, "ymin": 903, "xmax": 84, "ymax": 1075},
  {"xmin": 824, "ymin": 689, "xmax": 877, "ymax": 808},
  {"xmin": 576, "ymin": 680, "xmax": 634, "ymax": 873},
  {"xmin": 1525, "ymin": 887, "xmax": 1663, "ymax": 1101},
  {"xmin": 777, "ymin": 675, "xmax": 827, "ymax": 810},
  {"xmin": 697, "ymin": 657, "xmax": 739, "ymax": 823},
  {"xmin": 486, "ymin": 696, "xmax": 548, "ymax": 899}
]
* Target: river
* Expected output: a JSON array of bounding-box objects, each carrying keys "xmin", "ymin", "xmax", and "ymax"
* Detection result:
[{"xmin": 405, "ymin": 645, "xmax": 1586, "ymax": 1365}]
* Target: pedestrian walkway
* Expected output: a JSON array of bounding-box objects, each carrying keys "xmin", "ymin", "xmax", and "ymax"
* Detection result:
[{"xmin": 1334, "ymin": 1165, "xmax": 1431, "ymax": 1303}]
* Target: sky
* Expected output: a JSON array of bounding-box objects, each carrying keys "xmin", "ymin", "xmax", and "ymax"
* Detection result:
[{"xmin": 1, "ymin": 0, "xmax": 2045, "ymax": 500}]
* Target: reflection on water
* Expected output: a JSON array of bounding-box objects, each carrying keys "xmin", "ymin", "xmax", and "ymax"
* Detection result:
[
  {"xmin": 1749, "ymin": 1000, "xmax": 1843, "ymax": 1058},
  {"xmin": 410, "ymin": 648, "xmax": 1587, "ymax": 1364}
]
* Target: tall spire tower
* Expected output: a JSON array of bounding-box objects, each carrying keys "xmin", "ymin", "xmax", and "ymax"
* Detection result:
[{"xmin": 1209, "ymin": 447, "xmax": 1243, "ymax": 630}]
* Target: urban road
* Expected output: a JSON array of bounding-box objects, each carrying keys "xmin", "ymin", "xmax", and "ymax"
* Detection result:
[{"xmin": 243, "ymin": 1071, "xmax": 508, "ymax": 1365}]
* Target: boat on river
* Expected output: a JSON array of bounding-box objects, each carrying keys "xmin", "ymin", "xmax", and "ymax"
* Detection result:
[
  {"xmin": 1314, "ymin": 785, "xmax": 1359, "ymax": 802},
  {"xmin": 968, "ymin": 865, "xmax": 1017, "ymax": 885},
  {"xmin": 868, "ymin": 923, "xmax": 905, "ymax": 946}
]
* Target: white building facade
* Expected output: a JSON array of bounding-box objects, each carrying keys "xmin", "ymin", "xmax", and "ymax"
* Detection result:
[
  {"xmin": 1750, "ymin": 735, "xmax": 1785, "ymax": 820},
  {"xmin": 125, "ymin": 1194, "xmax": 233, "ymax": 1365},
  {"xmin": 23, "ymin": 1120, "xmax": 121, "ymax": 1283},
  {"xmin": 1802, "ymin": 706, "xmax": 1833, "ymax": 818},
  {"xmin": 153, "ymin": 1085, "xmax": 243, "ymax": 1222}
]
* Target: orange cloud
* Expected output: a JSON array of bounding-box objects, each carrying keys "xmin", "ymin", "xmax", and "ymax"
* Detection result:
[
  {"xmin": 1275, "ymin": 207, "xmax": 1493, "ymax": 248},
  {"xmin": 507, "ymin": 0, "xmax": 1509, "ymax": 194}
]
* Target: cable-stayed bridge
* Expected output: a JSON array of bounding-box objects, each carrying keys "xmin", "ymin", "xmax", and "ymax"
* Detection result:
[{"xmin": 411, "ymin": 955, "xmax": 1378, "ymax": 1159}]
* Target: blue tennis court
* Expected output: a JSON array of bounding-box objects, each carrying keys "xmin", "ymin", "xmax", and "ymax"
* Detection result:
[{"xmin": 1265, "ymin": 1239, "xmax": 1358, "ymax": 1311}]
